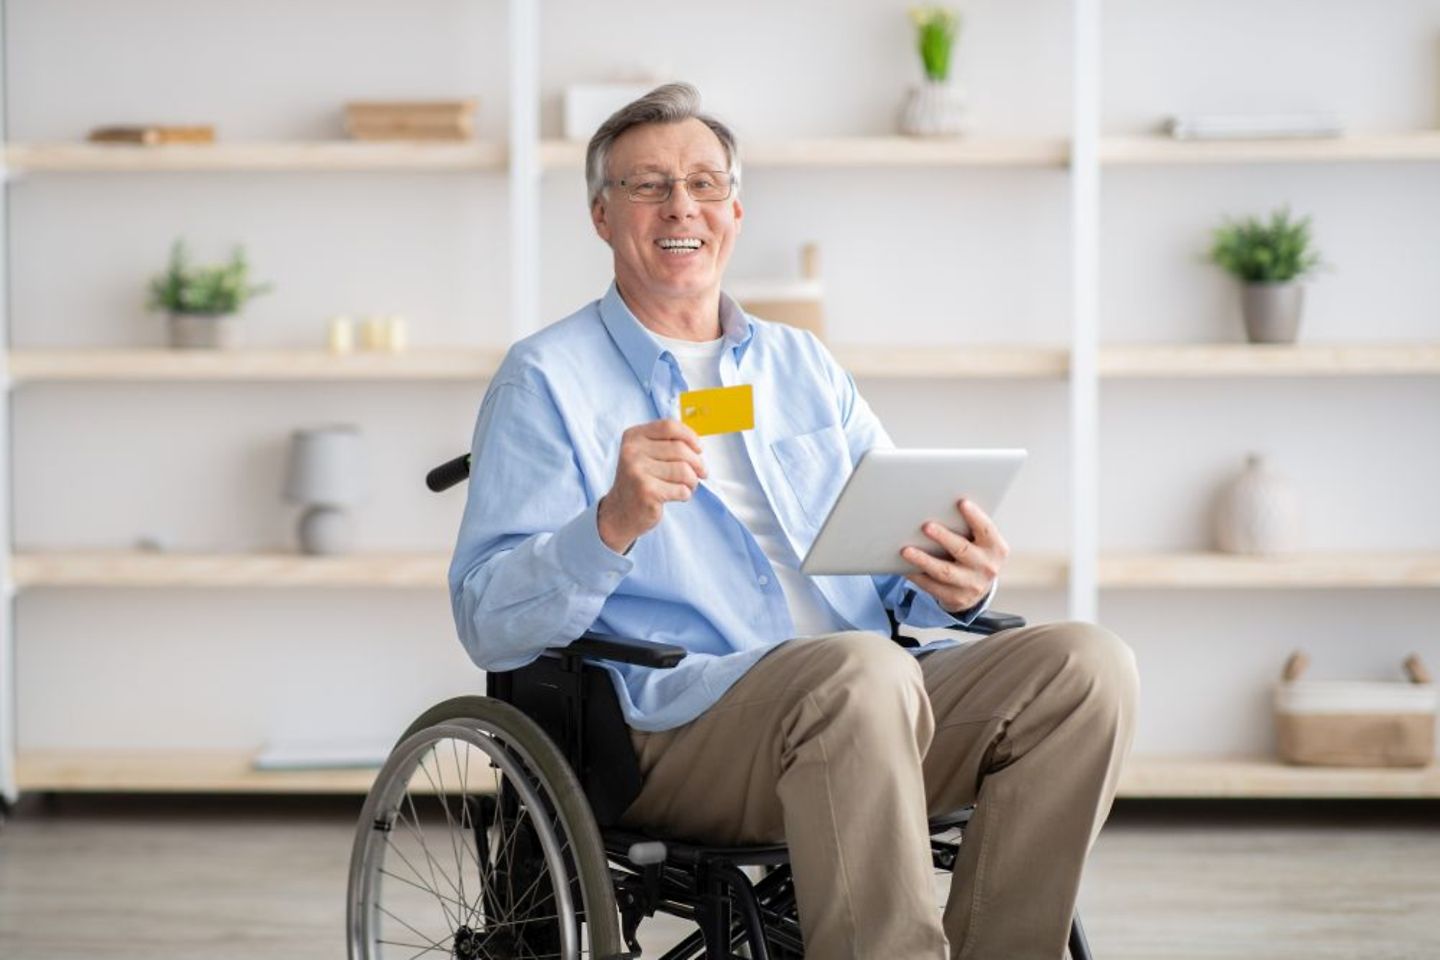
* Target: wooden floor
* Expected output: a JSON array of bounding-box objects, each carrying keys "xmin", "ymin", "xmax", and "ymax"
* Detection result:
[{"xmin": 0, "ymin": 796, "xmax": 1436, "ymax": 959}]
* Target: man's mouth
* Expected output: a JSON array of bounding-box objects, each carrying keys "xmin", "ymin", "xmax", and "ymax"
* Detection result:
[{"xmin": 655, "ymin": 237, "xmax": 704, "ymax": 253}]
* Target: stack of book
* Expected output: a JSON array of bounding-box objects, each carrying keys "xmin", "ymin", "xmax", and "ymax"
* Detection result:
[
  {"xmin": 344, "ymin": 100, "xmax": 479, "ymax": 141},
  {"xmin": 88, "ymin": 124, "xmax": 216, "ymax": 145}
]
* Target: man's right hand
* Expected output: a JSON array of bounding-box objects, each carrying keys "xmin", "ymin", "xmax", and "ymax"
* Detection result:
[{"xmin": 597, "ymin": 419, "xmax": 708, "ymax": 554}]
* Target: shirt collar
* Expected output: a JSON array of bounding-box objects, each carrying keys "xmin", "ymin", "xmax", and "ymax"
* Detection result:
[{"xmin": 599, "ymin": 281, "xmax": 756, "ymax": 388}]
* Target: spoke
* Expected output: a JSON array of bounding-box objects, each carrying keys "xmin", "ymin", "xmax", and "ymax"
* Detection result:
[
  {"xmin": 398, "ymin": 768, "xmax": 466, "ymax": 928},
  {"xmin": 377, "ymin": 867, "xmax": 471, "ymax": 915},
  {"xmin": 374, "ymin": 902, "xmax": 453, "ymax": 956},
  {"xmin": 374, "ymin": 938, "xmax": 450, "ymax": 958}
]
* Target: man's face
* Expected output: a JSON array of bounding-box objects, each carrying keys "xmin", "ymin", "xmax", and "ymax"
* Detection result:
[{"xmin": 592, "ymin": 118, "xmax": 743, "ymax": 305}]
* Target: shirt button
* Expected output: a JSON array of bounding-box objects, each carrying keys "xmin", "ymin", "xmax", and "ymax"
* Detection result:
[{"xmin": 758, "ymin": 575, "xmax": 770, "ymax": 587}]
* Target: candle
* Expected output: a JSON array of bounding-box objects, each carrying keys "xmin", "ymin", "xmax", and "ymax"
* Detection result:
[{"xmin": 327, "ymin": 315, "xmax": 355, "ymax": 354}]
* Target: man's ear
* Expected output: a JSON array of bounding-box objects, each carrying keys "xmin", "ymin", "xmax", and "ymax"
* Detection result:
[
  {"xmin": 591, "ymin": 197, "xmax": 612, "ymax": 244},
  {"xmin": 732, "ymin": 196, "xmax": 744, "ymax": 236}
]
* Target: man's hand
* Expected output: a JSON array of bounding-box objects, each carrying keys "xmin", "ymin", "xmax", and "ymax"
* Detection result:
[
  {"xmin": 901, "ymin": 499, "xmax": 1010, "ymax": 614},
  {"xmin": 597, "ymin": 419, "xmax": 708, "ymax": 554}
]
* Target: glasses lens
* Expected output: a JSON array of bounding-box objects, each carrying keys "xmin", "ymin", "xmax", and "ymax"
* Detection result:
[
  {"xmin": 686, "ymin": 172, "xmax": 732, "ymax": 201},
  {"xmin": 627, "ymin": 177, "xmax": 671, "ymax": 202}
]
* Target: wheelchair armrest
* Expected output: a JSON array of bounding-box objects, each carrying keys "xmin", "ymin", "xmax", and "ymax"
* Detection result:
[
  {"xmin": 963, "ymin": 611, "xmax": 1027, "ymax": 635},
  {"xmin": 550, "ymin": 632, "xmax": 689, "ymax": 669}
]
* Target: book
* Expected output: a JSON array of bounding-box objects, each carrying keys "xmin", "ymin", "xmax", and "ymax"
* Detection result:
[
  {"xmin": 1164, "ymin": 113, "xmax": 1344, "ymax": 141},
  {"xmin": 88, "ymin": 125, "xmax": 216, "ymax": 145}
]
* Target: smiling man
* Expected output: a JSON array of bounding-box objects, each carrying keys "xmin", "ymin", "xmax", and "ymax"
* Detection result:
[{"xmin": 450, "ymin": 83, "xmax": 1138, "ymax": 959}]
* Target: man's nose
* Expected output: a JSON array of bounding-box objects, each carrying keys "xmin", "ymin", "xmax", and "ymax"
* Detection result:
[{"xmin": 660, "ymin": 182, "xmax": 700, "ymax": 218}]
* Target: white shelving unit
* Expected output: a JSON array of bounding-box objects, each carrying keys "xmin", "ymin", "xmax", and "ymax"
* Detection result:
[{"xmin": 2, "ymin": 1, "xmax": 1438, "ymax": 802}]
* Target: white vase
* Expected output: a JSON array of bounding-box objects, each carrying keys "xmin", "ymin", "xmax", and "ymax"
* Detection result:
[
  {"xmin": 899, "ymin": 80, "xmax": 968, "ymax": 137},
  {"xmin": 1213, "ymin": 454, "xmax": 1303, "ymax": 556}
]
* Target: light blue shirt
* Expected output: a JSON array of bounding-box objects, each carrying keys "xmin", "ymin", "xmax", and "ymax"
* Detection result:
[{"xmin": 449, "ymin": 283, "xmax": 992, "ymax": 731}]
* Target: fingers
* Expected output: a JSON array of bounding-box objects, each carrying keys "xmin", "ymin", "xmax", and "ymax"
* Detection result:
[
  {"xmin": 903, "ymin": 571, "xmax": 988, "ymax": 614},
  {"xmin": 638, "ymin": 418, "xmax": 703, "ymax": 454},
  {"xmin": 958, "ymin": 499, "xmax": 1009, "ymax": 557}
]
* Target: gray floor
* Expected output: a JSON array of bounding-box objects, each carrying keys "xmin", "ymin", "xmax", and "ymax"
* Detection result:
[{"xmin": 0, "ymin": 797, "xmax": 1437, "ymax": 959}]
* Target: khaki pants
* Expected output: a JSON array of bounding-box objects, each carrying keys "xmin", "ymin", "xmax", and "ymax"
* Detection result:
[{"xmin": 621, "ymin": 622, "xmax": 1139, "ymax": 960}]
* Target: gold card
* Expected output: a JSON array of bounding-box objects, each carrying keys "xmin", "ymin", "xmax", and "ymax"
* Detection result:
[{"xmin": 680, "ymin": 384, "xmax": 754, "ymax": 436}]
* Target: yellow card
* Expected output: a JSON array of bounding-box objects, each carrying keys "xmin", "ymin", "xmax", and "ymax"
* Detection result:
[{"xmin": 680, "ymin": 384, "xmax": 754, "ymax": 436}]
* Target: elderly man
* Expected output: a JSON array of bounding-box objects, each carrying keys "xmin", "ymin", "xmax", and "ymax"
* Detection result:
[{"xmin": 450, "ymin": 83, "xmax": 1137, "ymax": 959}]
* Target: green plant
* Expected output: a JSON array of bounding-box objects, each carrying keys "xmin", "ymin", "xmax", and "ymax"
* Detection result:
[
  {"xmin": 1208, "ymin": 207, "xmax": 1323, "ymax": 283},
  {"xmin": 147, "ymin": 240, "xmax": 273, "ymax": 316},
  {"xmin": 909, "ymin": 6, "xmax": 960, "ymax": 83}
]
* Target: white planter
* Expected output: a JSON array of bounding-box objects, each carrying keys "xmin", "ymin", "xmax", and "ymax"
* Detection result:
[
  {"xmin": 899, "ymin": 81, "xmax": 968, "ymax": 137},
  {"xmin": 1213, "ymin": 453, "xmax": 1303, "ymax": 555},
  {"xmin": 169, "ymin": 312, "xmax": 240, "ymax": 350}
]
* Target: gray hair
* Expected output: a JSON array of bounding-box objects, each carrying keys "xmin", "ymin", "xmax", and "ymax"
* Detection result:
[{"xmin": 585, "ymin": 82, "xmax": 742, "ymax": 206}]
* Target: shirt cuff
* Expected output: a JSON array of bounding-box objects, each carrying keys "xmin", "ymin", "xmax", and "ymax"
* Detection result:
[
  {"xmin": 898, "ymin": 581, "xmax": 997, "ymax": 629},
  {"xmin": 551, "ymin": 501, "xmax": 634, "ymax": 594}
]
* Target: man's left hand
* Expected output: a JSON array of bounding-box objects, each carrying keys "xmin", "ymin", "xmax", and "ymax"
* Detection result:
[{"xmin": 901, "ymin": 499, "xmax": 1010, "ymax": 615}]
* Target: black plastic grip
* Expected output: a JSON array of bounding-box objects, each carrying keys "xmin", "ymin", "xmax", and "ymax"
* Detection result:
[{"xmin": 426, "ymin": 453, "xmax": 472, "ymax": 492}]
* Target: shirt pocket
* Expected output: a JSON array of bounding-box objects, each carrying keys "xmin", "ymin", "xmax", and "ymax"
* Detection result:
[{"xmin": 770, "ymin": 424, "xmax": 852, "ymax": 531}]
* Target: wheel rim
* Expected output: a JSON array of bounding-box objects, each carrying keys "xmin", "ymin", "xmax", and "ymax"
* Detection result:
[{"xmin": 351, "ymin": 721, "xmax": 583, "ymax": 959}]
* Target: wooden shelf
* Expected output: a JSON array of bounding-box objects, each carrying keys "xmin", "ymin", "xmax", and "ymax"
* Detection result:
[
  {"xmin": 540, "ymin": 136, "xmax": 1070, "ymax": 171},
  {"xmin": 17, "ymin": 750, "xmax": 1436, "ymax": 798},
  {"xmin": 8, "ymin": 348, "xmax": 506, "ymax": 383},
  {"xmin": 831, "ymin": 344, "xmax": 1070, "ymax": 379},
  {"xmin": 1119, "ymin": 757, "xmax": 1440, "ymax": 799},
  {"xmin": 5, "ymin": 140, "xmax": 507, "ymax": 173},
  {"xmin": 12, "ymin": 134, "xmax": 1440, "ymax": 175},
  {"xmin": 1100, "ymin": 552, "xmax": 1440, "ymax": 589},
  {"xmin": 15, "ymin": 750, "xmax": 384, "ymax": 794},
  {"xmin": 11, "ymin": 550, "xmax": 1066, "ymax": 591},
  {"xmin": 1101, "ymin": 132, "xmax": 1440, "ymax": 166},
  {"xmin": 14, "ymin": 344, "xmax": 1440, "ymax": 384},
  {"xmin": 1100, "ymin": 343, "xmax": 1440, "ymax": 378},
  {"xmin": 11, "ymin": 552, "xmax": 450, "ymax": 589}
]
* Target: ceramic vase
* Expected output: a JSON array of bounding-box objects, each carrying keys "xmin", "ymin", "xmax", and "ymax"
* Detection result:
[
  {"xmin": 169, "ymin": 312, "xmax": 239, "ymax": 350},
  {"xmin": 899, "ymin": 80, "xmax": 967, "ymax": 137},
  {"xmin": 1214, "ymin": 454, "xmax": 1303, "ymax": 555},
  {"xmin": 1240, "ymin": 282, "xmax": 1303, "ymax": 344}
]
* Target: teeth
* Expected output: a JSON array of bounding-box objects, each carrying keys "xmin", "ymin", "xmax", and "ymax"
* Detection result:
[{"xmin": 657, "ymin": 238, "xmax": 702, "ymax": 249}]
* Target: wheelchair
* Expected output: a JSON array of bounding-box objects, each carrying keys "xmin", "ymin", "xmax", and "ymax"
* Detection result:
[{"xmin": 345, "ymin": 454, "xmax": 1097, "ymax": 960}]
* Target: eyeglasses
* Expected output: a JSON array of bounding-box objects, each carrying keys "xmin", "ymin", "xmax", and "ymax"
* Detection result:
[{"xmin": 608, "ymin": 170, "xmax": 735, "ymax": 203}]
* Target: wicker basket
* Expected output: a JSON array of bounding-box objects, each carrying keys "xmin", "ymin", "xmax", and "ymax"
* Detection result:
[{"xmin": 1274, "ymin": 652, "xmax": 1437, "ymax": 768}]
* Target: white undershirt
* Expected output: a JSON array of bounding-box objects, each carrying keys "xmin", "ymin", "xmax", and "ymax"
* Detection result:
[{"xmin": 655, "ymin": 332, "xmax": 848, "ymax": 638}]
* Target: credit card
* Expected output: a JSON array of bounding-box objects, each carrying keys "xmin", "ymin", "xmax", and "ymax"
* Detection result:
[{"xmin": 680, "ymin": 384, "xmax": 754, "ymax": 436}]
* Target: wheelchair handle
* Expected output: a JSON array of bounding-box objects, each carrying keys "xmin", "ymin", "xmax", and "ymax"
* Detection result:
[{"xmin": 426, "ymin": 453, "xmax": 471, "ymax": 492}]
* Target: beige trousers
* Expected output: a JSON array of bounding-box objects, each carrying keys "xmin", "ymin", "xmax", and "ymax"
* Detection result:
[{"xmin": 621, "ymin": 622, "xmax": 1139, "ymax": 960}]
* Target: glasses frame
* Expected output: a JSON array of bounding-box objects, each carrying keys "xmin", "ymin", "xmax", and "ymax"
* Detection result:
[{"xmin": 606, "ymin": 170, "xmax": 736, "ymax": 204}]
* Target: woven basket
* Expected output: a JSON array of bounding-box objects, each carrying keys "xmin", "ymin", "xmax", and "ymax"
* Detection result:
[{"xmin": 1274, "ymin": 652, "xmax": 1436, "ymax": 768}]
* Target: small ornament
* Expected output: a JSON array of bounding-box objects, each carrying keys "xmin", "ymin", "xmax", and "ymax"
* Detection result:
[
  {"xmin": 327, "ymin": 315, "xmax": 355, "ymax": 354},
  {"xmin": 359, "ymin": 316, "xmax": 387, "ymax": 350},
  {"xmin": 384, "ymin": 315, "xmax": 409, "ymax": 352}
]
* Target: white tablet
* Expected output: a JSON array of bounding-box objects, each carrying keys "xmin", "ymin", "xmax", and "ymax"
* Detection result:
[{"xmin": 799, "ymin": 448, "xmax": 1027, "ymax": 576}]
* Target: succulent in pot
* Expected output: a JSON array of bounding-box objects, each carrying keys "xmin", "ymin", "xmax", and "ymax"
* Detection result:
[{"xmin": 147, "ymin": 240, "xmax": 273, "ymax": 349}]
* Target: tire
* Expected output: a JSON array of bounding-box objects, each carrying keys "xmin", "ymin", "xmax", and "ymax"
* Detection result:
[{"xmin": 348, "ymin": 696, "xmax": 623, "ymax": 959}]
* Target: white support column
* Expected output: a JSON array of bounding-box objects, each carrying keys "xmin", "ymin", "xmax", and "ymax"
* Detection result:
[
  {"xmin": 1068, "ymin": 0, "xmax": 1101, "ymax": 622},
  {"xmin": 0, "ymin": 0, "xmax": 17, "ymax": 806},
  {"xmin": 507, "ymin": 0, "xmax": 541, "ymax": 342}
]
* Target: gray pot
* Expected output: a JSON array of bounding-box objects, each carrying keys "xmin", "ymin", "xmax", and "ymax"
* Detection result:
[
  {"xmin": 169, "ymin": 312, "xmax": 240, "ymax": 350},
  {"xmin": 1240, "ymin": 282, "xmax": 1303, "ymax": 344}
]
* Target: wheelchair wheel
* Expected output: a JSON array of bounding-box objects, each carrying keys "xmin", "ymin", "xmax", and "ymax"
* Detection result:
[{"xmin": 348, "ymin": 696, "xmax": 623, "ymax": 959}]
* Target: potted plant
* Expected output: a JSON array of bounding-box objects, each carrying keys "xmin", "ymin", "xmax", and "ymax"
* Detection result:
[
  {"xmin": 1208, "ymin": 207, "xmax": 1323, "ymax": 344},
  {"xmin": 147, "ymin": 240, "xmax": 272, "ymax": 349},
  {"xmin": 899, "ymin": 6, "xmax": 967, "ymax": 137}
]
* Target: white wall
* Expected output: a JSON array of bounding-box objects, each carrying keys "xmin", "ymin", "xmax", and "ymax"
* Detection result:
[{"xmin": 8, "ymin": 0, "xmax": 1439, "ymax": 758}]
